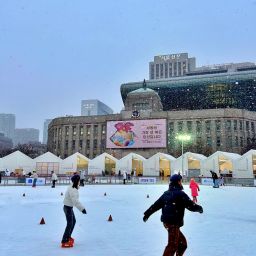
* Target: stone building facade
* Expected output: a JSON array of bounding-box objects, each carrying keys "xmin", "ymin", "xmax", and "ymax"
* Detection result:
[{"xmin": 48, "ymin": 87, "xmax": 256, "ymax": 159}]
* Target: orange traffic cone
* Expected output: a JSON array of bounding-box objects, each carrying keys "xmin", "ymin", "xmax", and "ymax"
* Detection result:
[
  {"xmin": 147, "ymin": 194, "xmax": 149, "ymax": 198},
  {"xmin": 23, "ymin": 193, "xmax": 25, "ymax": 197},
  {"xmin": 40, "ymin": 217, "xmax": 46, "ymax": 225},
  {"xmin": 108, "ymin": 215, "xmax": 113, "ymax": 222},
  {"xmin": 104, "ymin": 192, "xmax": 107, "ymax": 196}
]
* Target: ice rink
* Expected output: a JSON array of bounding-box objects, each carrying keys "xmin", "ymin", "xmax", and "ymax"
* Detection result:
[{"xmin": 0, "ymin": 183, "xmax": 256, "ymax": 256}]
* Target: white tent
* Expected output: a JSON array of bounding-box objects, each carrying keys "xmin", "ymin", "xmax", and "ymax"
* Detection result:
[
  {"xmin": 202, "ymin": 151, "xmax": 241, "ymax": 177},
  {"xmin": 61, "ymin": 152, "xmax": 90, "ymax": 175},
  {"xmin": 116, "ymin": 153, "xmax": 146, "ymax": 176},
  {"xmin": 144, "ymin": 152, "xmax": 176, "ymax": 177},
  {"xmin": 33, "ymin": 152, "xmax": 62, "ymax": 175},
  {"xmin": 233, "ymin": 149, "xmax": 256, "ymax": 178},
  {"xmin": 88, "ymin": 153, "xmax": 117, "ymax": 175},
  {"xmin": 1, "ymin": 150, "xmax": 34, "ymax": 174},
  {"xmin": 172, "ymin": 152, "xmax": 207, "ymax": 177}
]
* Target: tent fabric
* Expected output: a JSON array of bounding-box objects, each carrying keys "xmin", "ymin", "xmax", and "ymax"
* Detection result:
[
  {"xmin": 1, "ymin": 150, "xmax": 34, "ymax": 173},
  {"xmin": 116, "ymin": 153, "xmax": 146, "ymax": 174},
  {"xmin": 88, "ymin": 153, "xmax": 117, "ymax": 175},
  {"xmin": 61, "ymin": 152, "xmax": 90, "ymax": 174},
  {"xmin": 144, "ymin": 152, "xmax": 176, "ymax": 176}
]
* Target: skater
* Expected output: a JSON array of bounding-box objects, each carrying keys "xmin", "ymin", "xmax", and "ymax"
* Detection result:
[
  {"xmin": 123, "ymin": 171, "xmax": 127, "ymax": 184},
  {"xmin": 219, "ymin": 174, "xmax": 225, "ymax": 186},
  {"xmin": 210, "ymin": 170, "xmax": 219, "ymax": 188},
  {"xmin": 32, "ymin": 171, "xmax": 38, "ymax": 187},
  {"xmin": 51, "ymin": 171, "xmax": 58, "ymax": 188},
  {"xmin": 80, "ymin": 170, "xmax": 85, "ymax": 186},
  {"xmin": 61, "ymin": 174, "xmax": 87, "ymax": 248},
  {"xmin": 143, "ymin": 174, "xmax": 203, "ymax": 256},
  {"xmin": 0, "ymin": 171, "xmax": 2, "ymax": 184},
  {"xmin": 189, "ymin": 178, "xmax": 200, "ymax": 203}
]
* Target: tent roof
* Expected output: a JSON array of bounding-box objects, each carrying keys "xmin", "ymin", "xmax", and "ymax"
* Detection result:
[
  {"xmin": 176, "ymin": 152, "xmax": 207, "ymax": 161},
  {"xmin": 33, "ymin": 151, "xmax": 62, "ymax": 162},
  {"xmin": 149, "ymin": 152, "xmax": 176, "ymax": 161},
  {"xmin": 91, "ymin": 152, "xmax": 117, "ymax": 162},
  {"xmin": 63, "ymin": 152, "xmax": 90, "ymax": 161},
  {"xmin": 119, "ymin": 153, "xmax": 146, "ymax": 161},
  {"xmin": 240, "ymin": 149, "xmax": 256, "ymax": 159},
  {"xmin": 207, "ymin": 151, "xmax": 241, "ymax": 160},
  {"xmin": 1, "ymin": 150, "xmax": 33, "ymax": 160}
]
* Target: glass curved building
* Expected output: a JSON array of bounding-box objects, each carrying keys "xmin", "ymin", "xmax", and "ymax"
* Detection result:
[{"xmin": 121, "ymin": 70, "xmax": 256, "ymax": 111}]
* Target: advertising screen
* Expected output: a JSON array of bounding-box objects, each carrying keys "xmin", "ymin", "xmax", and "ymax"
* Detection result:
[{"xmin": 106, "ymin": 119, "xmax": 166, "ymax": 149}]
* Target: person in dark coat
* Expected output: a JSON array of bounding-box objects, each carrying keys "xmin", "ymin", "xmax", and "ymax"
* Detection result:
[
  {"xmin": 210, "ymin": 170, "xmax": 219, "ymax": 187},
  {"xmin": 143, "ymin": 174, "xmax": 203, "ymax": 256}
]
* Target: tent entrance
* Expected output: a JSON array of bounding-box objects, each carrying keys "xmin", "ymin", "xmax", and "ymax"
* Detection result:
[
  {"xmin": 76, "ymin": 156, "xmax": 88, "ymax": 172},
  {"xmin": 159, "ymin": 158, "xmax": 170, "ymax": 177},
  {"xmin": 132, "ymin": 158, "xmax": 143, "ymax": 176},
  {"xmin": 105, "ymin": 157, "xmax": 115, "ymax": 175},
  {"xmin": 253, "ymin": 155, "xmax": 256, "ymax": 177},
  {"xmin": 187, "ymin": 156, "xmax": 201, "ymax": 177},
  {"xmin": 218, "ymin": 156, "xmax": 232, "ymax": 176}
]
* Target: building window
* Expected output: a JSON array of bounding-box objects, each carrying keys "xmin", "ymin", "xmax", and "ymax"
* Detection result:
[
  {"xmin": 72, "ymin": 140, "xmax": 76, "ymax": 150},
  {"xmin": 59, "ymin": 128, "xmax": 62, "ymax": 136},
  {"xmin": 160, "ymin": 63, "xmax": 164, "ymax": 78},
  {"xmin": 156, "ymin": 64, "xmax": 159, "ymax": 79},
  {"xmin": 93, "ymin": 139, "xmax": 97, "ymax": 149},
  {"xmin": 65, "ymin": 127, "xmax": 69, "ymax": 136},
  {"xmin": 247, "ymin": 137, "xmax": 251, "ymax": 145},
  {"xmin": 169, "ymin": 122, "xmax": 174, "ymax": 133},
  {"xmin": 252, "ymin": 122, "xmax": 255, "ymax": 133},
  {"xmin": 65, "ymin": 140, "xmax": 68, "ymax": 150},
  {"xmin": 239, "ymin": 121, "xmax": 243, "ymax": 131},
  {"xmin": 240, "ymin": 137, "xmax": 243, "ymax": 147},
  {"xmin": 86, "ymin": 139, "xmax": 90, "ymax": 148},
  {"xmin": 102, "ymin": 125, "xmax": 106, "ymax": 135},
  {"xmin": 205, "ymin": 121, "xmax": 211, "ymax": 132},
  {"xmin": 79, "ymin": 140, "xmax": 83, "ymax": 149},
  {"xmin": 226, "ymin": 120, "xmax": 231, "ymax": 131},
  {"xmin": 169, "ymin": 63, "xmax": 173, "ymax": 77},
  {"xmin": 235, "ymin": 136, "xmax": 239, "ymax": 147},
  {"xmin": 79, "ymin": 126, "xmax": 84, "ymax": 136},
  {"xmin": 187, "ymin": 121, "xmax": 192, "ymax": 132},
  {"xmin": 150, "ymin": 64, "xmax": 154, "ymax": 79},
  {"xmin": 196, "ymin": 121, "xmax": 202, "ymax": 133},
  {"xmin": 227, "ymin": 136, "xmax": 232, "ymax": 148},
  {"xmin": 178, "ymin": 121, "xmax": 183, "ymax": 132},
  {"xmin": 94, "ymin": 125, "xmax": 98, "ymax": 136},
  {"xmin": 216, "ymin": 136, "xmax": 221, "ymax": 147},
  {"xmin": 215, "ymin": 120, "xmax": 221, "ymax": 131},
  {"xmin": 233, "ymin": 120, "xmax": 237, "ymax": 131},
  {"xmin": 207, "ymin": 136, "xmax": 212, "ymax": 146},
  {"xmin": 246, "ymin": 121, "xmax": 249, "ymax": 131},
  {"xmin": 72, "ymin": 126, "xmax": 76, "ymax": 136},
  {"xmin": 87, "ymin": 126, "xmax": 91, "ymax": 135},
  {"xmin": 164, "ymin": 63, "xmax": 168, "ymax": 78}
]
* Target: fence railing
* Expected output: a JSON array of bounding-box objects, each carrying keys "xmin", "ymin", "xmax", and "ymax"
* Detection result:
[{"xmin": 0, "ymin": 176, "xmax": 255, "ymax": 186}]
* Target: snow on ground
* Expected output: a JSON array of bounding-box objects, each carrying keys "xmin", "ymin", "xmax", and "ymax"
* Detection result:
[{"xmin": 0, "ymin": 184, "xmax": 256, "ymax": 256}]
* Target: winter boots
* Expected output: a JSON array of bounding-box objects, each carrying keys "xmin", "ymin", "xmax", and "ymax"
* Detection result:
[{"xmin": 61, "ymin": 237, "xmax": 75, "ymax": 248}]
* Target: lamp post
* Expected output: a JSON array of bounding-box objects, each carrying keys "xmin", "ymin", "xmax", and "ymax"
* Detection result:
[{"xmin": 176, "ymin": 134, "xmax": 191, "ymax": 175}]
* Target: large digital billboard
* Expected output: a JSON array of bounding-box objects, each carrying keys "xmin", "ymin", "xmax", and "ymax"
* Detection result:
[{"xmin": 106, "ymin": 119, "xmax": 166, "ymax": 149}]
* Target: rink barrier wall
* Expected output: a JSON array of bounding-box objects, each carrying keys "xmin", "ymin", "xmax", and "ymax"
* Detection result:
[{"xmin": 0, "ymin": 175, "xmax": 255, "ymax": 187}]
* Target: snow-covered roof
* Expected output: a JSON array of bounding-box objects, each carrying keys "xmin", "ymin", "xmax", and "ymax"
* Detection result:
[
  {"xmin": 63, "ymin": 152, "xmax": 90, "ymax": 161},
  {"xmin": 33, "ymin": 152, "xmax": 62, "ymax": 162},
  {"xmin": 1, "ymin": 150, "xmax": 33, "ymax": 161},
  {"xmin": 207, "ymin": 151, "xmax": 241, "ymax": 160},
  {"xmin": 149, "ymin": 152, "xmax": 176, "ymax": 161}
]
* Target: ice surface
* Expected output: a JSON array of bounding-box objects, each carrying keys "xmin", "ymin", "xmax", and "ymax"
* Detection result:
[{"xmin": 0, "ymin": 184, "xmax": 256, "ymax": 256}]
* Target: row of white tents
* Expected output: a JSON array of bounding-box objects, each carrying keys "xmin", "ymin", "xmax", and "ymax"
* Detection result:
[{"xmin": 0, "ymin": 150, "xmax": 255, "ymax": 178}]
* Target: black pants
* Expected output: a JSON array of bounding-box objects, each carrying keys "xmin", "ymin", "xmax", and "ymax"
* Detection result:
[
  {"xmin": 80, "ymin": 179, "xmax": 84, "ymax": 186},
  {"xmin": 52, "ymin": 180, "xmax": 56, "ymax": 188},
  {"xmin": 61, "ymin": 205, "xmax": 76, "ymax": 243},
  {"xmin": 163, "ymin": 224, "xmax": 187, "ymax": 256}
]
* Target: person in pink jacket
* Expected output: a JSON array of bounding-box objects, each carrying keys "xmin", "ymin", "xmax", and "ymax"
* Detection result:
[{"xmin": 189, "ymin": 178, "xmax": 200, "ymax": 203}]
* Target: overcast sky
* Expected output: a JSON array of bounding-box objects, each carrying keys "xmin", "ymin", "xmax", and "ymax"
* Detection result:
[{"xmin": 0, "ymin": 0, "xmax": 255, "ymax": 141}]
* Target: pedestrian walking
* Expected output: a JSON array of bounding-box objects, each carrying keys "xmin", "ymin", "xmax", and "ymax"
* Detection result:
[
  {"xmin": 51, "ymin": 171, "xmax": 58, "ymax": 188},
  {"xmin": 143, "ymin": 174, "xmax": 203, "ymax": 256},
  {"xmin": 32, "ymin": 171, "xmax": 38, "ymax": 188},
  {"xmin": 123, "ymin": 171, "xmax": 127, "ymax": 184},
  {"xmin": 61, "ymin": 174, "xmax": 87, "ymax": 248}
]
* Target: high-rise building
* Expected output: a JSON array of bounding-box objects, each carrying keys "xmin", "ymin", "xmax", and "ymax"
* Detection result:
[
  {"xmin": 0, "ymin": 132, "xmax": 13, "ymax": 149},
  {"xmin": 13, "ymin": 128, "xmax": 39, "ymax": 146},
  {"xmin": 0, "ymin": 113, "xmax": 15, "ymax": 140},
  {"xmin": 43, "ymin": 119, "xmax": 53, "ymax": 144},
  {"xmin": 81, "ymin": 100, "xmax": 113, "ymax": 116},
  {"xmin": 149, "ymin": 53, "xmax": 196, "ymax": 79}
]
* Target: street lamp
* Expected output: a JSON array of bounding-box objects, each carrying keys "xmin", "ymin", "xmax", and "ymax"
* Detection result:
[{"xmin": 176, "ymin": 134, "xmax": 191, "ymax": 175}]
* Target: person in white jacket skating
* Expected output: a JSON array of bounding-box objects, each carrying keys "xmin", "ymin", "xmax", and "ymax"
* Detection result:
[
  {"xmin": 51, "ymin": 171, "xmax": 58, "ymax": 188},
  {"xmin": 61, "ymin": 174, "xmax": 87, "ymax": 248}
]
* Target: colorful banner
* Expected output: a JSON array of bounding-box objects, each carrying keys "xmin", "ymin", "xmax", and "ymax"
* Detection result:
[
  {"xmin": 106, "ymin": 119, "xmax": 166, "ymax": 148},
  {"xmin": 25, "ymin": 178, "xmax": 46, "ymax": 186},
  {"xmin": 138, "ymin": 177, "xmax": 157, "ymax": 184}
]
